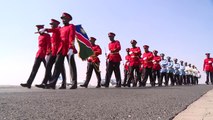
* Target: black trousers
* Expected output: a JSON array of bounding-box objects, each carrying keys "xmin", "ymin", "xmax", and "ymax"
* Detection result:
[
  {"xmin": 152, "ymin": 70, "xmax": 160, "ymax": 86},
  {"xmin": 179, "ymin": 75, "xmax": 185, "ymax": 85},
  {"xmin": 105, "ymin": 61, "xmax": 121, "ymax": 87},
  {"xmin": 127, "ymin": 66, "xmax": 141, "ymax": 87},
  {"xmin": 67, "ymin": 55, "xmax": 77, "ymax": 86},
  {"xmin": 206, "ymin": 71, "xmax": 213, "ymax": 84},
  {"xmin": 194, "ymin": 77, "xmax": 198, "ymax": 85},
  {"xmin": 27, "ymin": 57, "xmax": 46, "ymax": 85},
  {"xmin": 122, "ymin": 69, "xmax": 129, "ymax": 86},
  {"xmin": 49, "ymin": 53, "xmax": 65, "ymax": 86},
  {"xmin": 83, "ymin": 62, "xmax": 101, "ymax": 86},
  {"xmin": 167, "ymin": 72, "xmax": 174, "ymax": 85},
  {"xmin": 185, "ymin": 75, "xmax": 191, "ymax": 85},
  {"xmin": 41, "ymin": 54, "xmax": 66, "ymax": 86},
  {"xmin": 160, "ymin": 72, "xmax": 167, "ymax": 86},
  {"xmin": 141, "ymin": 68, "xmax": 153, "ymax": 86},
  {"xmin": 174, "ymin": 74, "xmax": 180, "ymax": 85}
]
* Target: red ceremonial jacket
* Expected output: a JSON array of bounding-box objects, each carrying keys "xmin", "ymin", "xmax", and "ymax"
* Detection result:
[
  {"xmin": 124, "ymin": 54, "xmax": 131, "ymax": 70},
  {"xmin": 152, "ymin": 55, "xmax": 161, "ymax": 70},
  {"xmin": 107, "ymin": 40, "xmax": 122, "ymax": 62},
  {"xmin": 87, "ymin": 44, "xmax": 102, "ymax": 63},
  {"xmin": 142, "ymin": 51, "xmax": 154, "ymax": 68},
  {"xmin": 36, "ymin": 33, "xmax": 51, "ymax": 58},
  {"xmin": 58, "ymin": 24, "xmax": 76, "ymax": 56},
  {"xmin": 46, "ymin": 27, "xmax": 61, "ymax": 56},
  {"xmin": 203, "ymin": 58, "xmax": 213, "ymax": 72},
  {"xmin": 129, "ymin": 47, "xmax": 141, "ymax": 66}
]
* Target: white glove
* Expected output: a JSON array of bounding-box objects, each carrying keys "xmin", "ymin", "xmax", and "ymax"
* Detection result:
[
  {"xmin": 208, "ymin": 61, "xmax": 212, "ymax": 63},
  {"xmin": 39, "ymin": 28, "xmax": 45, "ymax": 34},
  {"xmin": 67, "ymin": 49, "xmax": 73, "ymax": 56},
  {"xmin": 143, "ymin": 57, "xmax": 147, "ymax": 60}
]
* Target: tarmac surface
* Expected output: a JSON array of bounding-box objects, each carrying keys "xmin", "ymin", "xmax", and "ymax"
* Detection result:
[{"xmin": 0, "ymin": 85, "xmax": 212, "ymax": 120}]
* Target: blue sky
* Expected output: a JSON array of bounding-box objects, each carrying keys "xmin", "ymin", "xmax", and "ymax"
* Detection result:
[{"xmin": 0, "ymin": 0, "xmax": 213, "ymax": 85}]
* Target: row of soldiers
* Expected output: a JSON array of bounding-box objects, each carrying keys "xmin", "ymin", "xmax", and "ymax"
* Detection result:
[
  {"xmin": 20, "ymin": 12, "xmax": 201, "ymax": 89},
  {"xmin": 121, "ymin": 42, "xmax": 201, "ymax": 87}
]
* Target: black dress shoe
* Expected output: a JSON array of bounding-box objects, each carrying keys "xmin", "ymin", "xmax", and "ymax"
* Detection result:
[
  {"xmin": 35, "ymin": 84, "xmax": 45, "ymax": 89},
  {"xmin": 20, "ymin": 83, "xmax": 31, "ymax": 89},
  {"xmin": 45, "ymin": 84, "xmax": 56, "ymax": 89},
  {"xmin": 96, "ymin": 85, "xmax": 101, "ymax": 88},
  {"xmin": 80, "ymin": 84, "xmax": 88, "ymax": 88},
  {"xmin": 70, "ymin": 85, "xmax": 77, "ymax": 89},
  {"xmin": 115, "ymin": 85, "xmax": 121, "ymax": 88},
  {"xmin": 59, "ymin": 86, "xmax": 66, "ymax": 89}
]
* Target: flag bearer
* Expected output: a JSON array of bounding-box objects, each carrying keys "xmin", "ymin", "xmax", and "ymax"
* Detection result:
[{"xmin": 80, "ymin": 37, "xmax": 102, "ymax": 88}]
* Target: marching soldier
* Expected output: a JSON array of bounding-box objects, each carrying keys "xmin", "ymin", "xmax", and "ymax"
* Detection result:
[
  {"xmin": 195, "ymin": 68, "xmax": 201, "ymax": 85},
  {"xmin": 104, "ymin": 32, "xmax": 122, "ymax": 88},
  {"xmin": 141, "ymin": 45, "xmax": 154, "ymax": 86},
  {"xmin": 203, "ymin": 53, "xmax": 213, "ymax": 85},
  {"xmin": 159, "ymin": 53, "xmax": 168, "ymax": 86},
  {"xmin": 188, "ymin": 63, "xmax": 193, "ymax": 84},
  {"xmin": 173, "ymin": 58, "xmax": 180, "ymax": 85},
  {"xmin": 80, "ymin": 37, "xmax": 102, "ymax": 88},
  {"xmin": 126, "ymin": 40, "xmax": 141, "ymax": 87},
  {"xmin": 185, "ymin": 62, "xmax": 190, "ymax": 85},
  {"xmin": 21, "ymin": 25, "xmax": 51, "ymax": 88},
  {"xmin": 35, "ymin": 19, "xmax": 67, "ymax": 89},
  {"xmin": 122, "ymin": 48, "xmax": 131, "ymax": 87},
  {"xmin": 152, "ymin": 50, "xmax": 161, "ymax": 86},
  {"xmin": 46, "ymin": 12, "xmax": 76, "ymax": 89},
  {"xmin": 166, "ymin": 56, "xmax": 174, "ymax": 86},
  {"xmin": 192, "ymin": 65, "xmax": 197, "ymax": 85},
  {"xmin": 179, "ymin": 60, "xmax": 185, "ymax": 85}
]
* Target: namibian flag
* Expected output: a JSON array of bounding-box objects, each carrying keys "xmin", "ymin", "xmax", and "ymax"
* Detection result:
[{"xmin": 75, "ymin": 25, "xmax": 94, "ymax": 60}]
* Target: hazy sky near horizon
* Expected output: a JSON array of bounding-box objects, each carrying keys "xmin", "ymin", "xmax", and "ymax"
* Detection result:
[{"xmin": 0, "ymin": 0, "xmax": 213, "ymax": 85}]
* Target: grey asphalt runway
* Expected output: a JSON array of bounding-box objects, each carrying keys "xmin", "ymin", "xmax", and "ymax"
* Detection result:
[{"xmin": 0, "ymin": 85, "xmax": 212, "ymax": 120}]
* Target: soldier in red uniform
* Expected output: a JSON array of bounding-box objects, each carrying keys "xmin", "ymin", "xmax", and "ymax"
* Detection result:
[
  {"xmin": 35, "ymin": 19, "xmax": 67, "ymax": 89},
  {"xmin": 141, "ymin": 45, "xmax": 154, "ymax": 86},
  {"xmin": 152, "ymin": 50, "xmax": 161, "ymax": 86},
  {"xmin": 104, "ymin": 32, "xmax": 122, "ymax": 87},
  {"xmin": 21, "ymin": 25, "xmax": 51, "ymax": 88},
  {"xmin": 122, "ymin": 48, "xmax": 131, "ymax": 87},
  {"xmin": 80, "ymin": 37, "xmax": 102, "ymax": 88},
  {"xmin": 46, "ymin": 12, "xmax": 76, "ymax": 89},
  {"xmin": 126, "ymin": 40, "xmax": 142, "ymax": 87},
  {"xmin": 203, "ymin": 53, "xmax": 213, "ymax": 85}
]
